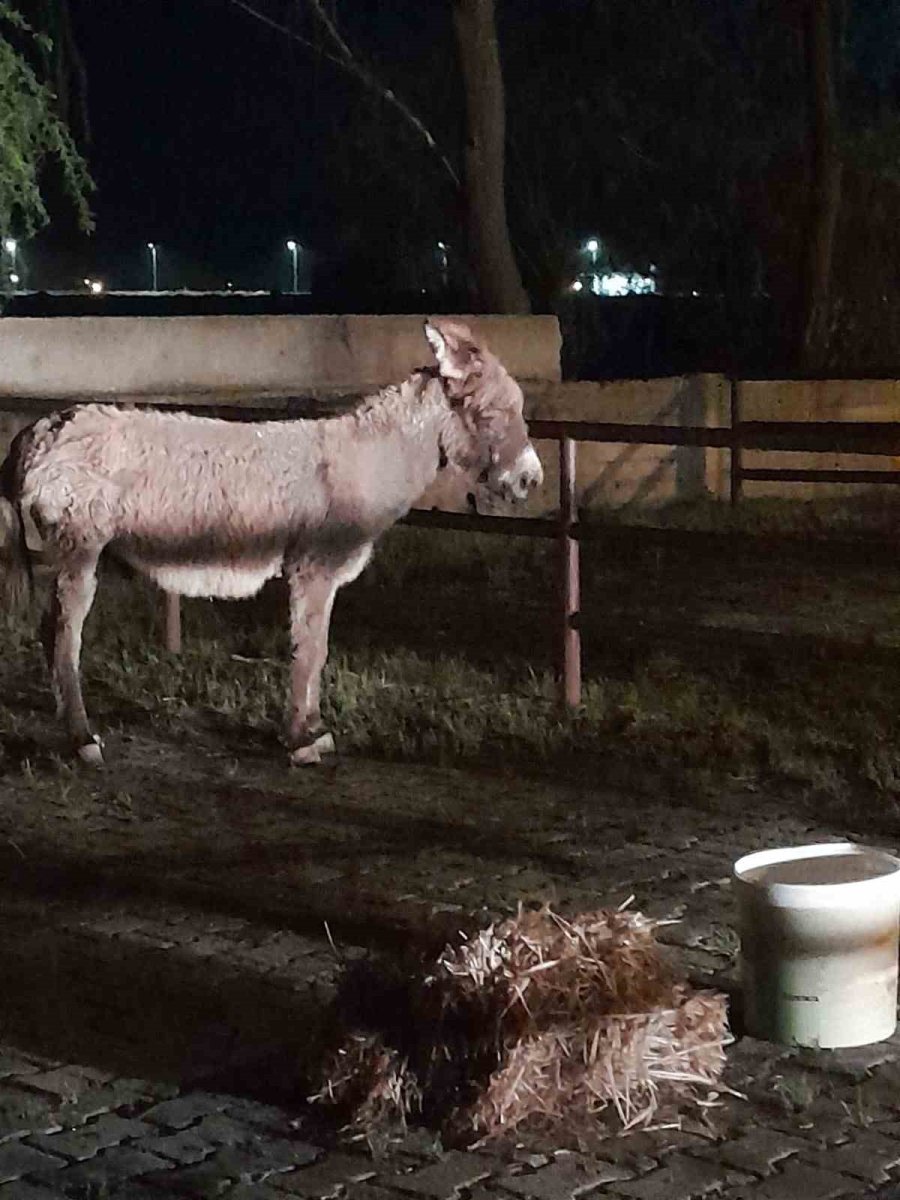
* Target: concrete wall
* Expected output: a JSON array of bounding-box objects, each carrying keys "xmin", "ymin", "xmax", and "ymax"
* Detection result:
[
  {"xmin": 0, "ymin": 314, "xmax": 561, "ymax": 400},
  {"xmin": 1, "ymin": 310, "xmax": 899, "ymax": 515}
]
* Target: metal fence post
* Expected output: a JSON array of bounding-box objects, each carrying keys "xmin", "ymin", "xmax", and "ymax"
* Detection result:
[
  {"xmin": 558, "ymin": 436, "xmax": 582, "ymax": 709},
  {"xmin": 165, "ymin": 590, "xmax": 182, "ymax": 655}
]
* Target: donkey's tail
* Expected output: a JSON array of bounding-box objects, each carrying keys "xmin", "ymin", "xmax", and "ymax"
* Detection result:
[{"xmin": 0, "ymin": 451, "xmax": 33, "ymax": 610}]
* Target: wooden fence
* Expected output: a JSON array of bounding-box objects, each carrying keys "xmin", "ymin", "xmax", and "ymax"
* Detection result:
[
  {"xmin": 7, "ymin": 388, "xmax": 897, "ymax": 704},
  {"xmin": 154, "ymin": 393, "xmax": 900, "ymax": 706}
]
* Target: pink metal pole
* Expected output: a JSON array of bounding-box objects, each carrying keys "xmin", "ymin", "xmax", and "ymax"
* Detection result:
[
  {"xmin": 558, "ymin": 436, "xmax": 582, "ymax": 709},
  {"xmin": 164, "ymin": 590, "xmax": 182, "ymax": 655}
]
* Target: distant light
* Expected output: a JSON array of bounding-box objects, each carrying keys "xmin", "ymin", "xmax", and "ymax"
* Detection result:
[
  {"xmin": 570, "ymin": 280, "xmax": 584, "ymax": 292},
  {"xmin": 437, "ymin": 241, "xmax": 447, "ymax": 251},
  {"xmin": 286, "ymin": 239, "xmax": 297, "ymax": 251},
  {"xmin": 4, "ymin": 238, "xmax": 16, "ymax": 254},
  {"xmin": 8, "ymin": 273, "xmax": 19, "ymax": 285},
  {"xmin": 585, "ymin": 238, "xmax": 600, "ymax": 254},
  {"xmin": 596, "ymin": 271, "xmax": 657, "ymax": 297},
  {"xmin": 89, "ymin": 280, "xmax": 103, "ymax": 294},
  {"xmin": 147, "ymin": 241, "xmax": 155, "ymax": 250}
]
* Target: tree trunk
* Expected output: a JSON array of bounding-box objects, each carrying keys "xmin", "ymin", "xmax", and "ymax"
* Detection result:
[
  {"xmin": 452, "ymin": 0, "xmax": 530, "ymax": 314},
  {"xmin": 799, "ymin": 0, "xmax": 842, "ymax": 371}
]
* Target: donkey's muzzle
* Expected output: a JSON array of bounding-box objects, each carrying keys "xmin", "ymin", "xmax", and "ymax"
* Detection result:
[{"xmin": 496, "ymin": 444, "xmax": 544, "ymax": 504}]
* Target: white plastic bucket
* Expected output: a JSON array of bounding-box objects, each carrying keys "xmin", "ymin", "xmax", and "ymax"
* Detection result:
[{"xmin": 734, "ymin": 841, "xmax": 900, "ymax": 1048}]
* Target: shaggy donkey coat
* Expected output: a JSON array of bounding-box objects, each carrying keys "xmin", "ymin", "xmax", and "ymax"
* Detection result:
[{"xmin": 0, "ymin": 320, "xmax": 542, "ymax": 765}]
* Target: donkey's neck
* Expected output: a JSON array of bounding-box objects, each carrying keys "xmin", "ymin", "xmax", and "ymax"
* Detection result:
[{"xmin": 313, "ymin": 372, "xmax": 450, "ymax": 531}]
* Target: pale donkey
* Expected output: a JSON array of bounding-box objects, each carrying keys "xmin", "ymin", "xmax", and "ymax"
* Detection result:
[{"xmin": 0, "ymin": 320, "xmax": 543, "ymax": 765}]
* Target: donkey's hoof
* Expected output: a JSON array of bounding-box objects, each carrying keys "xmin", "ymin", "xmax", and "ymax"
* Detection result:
[
  {"xmin": 77, "ymin": 737, "xmax": 104, "ymax": 767},
  {"xmin": 314, "ymin": 731, "xmax": 336, "ymax": 757},
  {"xmin": 288, "ymin": 730, "xmax": 335, "ymax": 767},
  {"xmin": 289, "ymin": 742, "xmax": 322, "ymax": 767}
]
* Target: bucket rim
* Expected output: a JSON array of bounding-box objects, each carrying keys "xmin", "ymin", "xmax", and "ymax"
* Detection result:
[{"xmin": 734, "ymin": 841, "xmax": 900, "ymax": 905}]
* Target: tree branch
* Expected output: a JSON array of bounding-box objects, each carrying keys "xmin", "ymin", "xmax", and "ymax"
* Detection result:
[{"xmin": 227, "ymin": 0, "xmax": 460, "ymax": 192}]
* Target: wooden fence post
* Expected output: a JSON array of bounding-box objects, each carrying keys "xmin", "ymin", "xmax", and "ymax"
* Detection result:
[
  {"xmin": 730, "ymin": 377, "xmax": 743, "ymax": 506},
  {"xmin": 164, "ymin": 591, "xmax": 182, "ymax": 655},
  {"xmin": 558, "ymin": 436, "xmax": 582, "ymax": 709}
]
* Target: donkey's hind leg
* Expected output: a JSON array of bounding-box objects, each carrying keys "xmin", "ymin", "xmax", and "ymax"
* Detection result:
[
  {"xmin": 286, "ymin": 565, "xmax": 339, "ymax": 766},
  {"xmin": 47, "ymin": 550, "xmax": 103, "ymax": 764},
  {"xmin": 285, "ymin": 545, "xmax": 372, "ymax": 766}
]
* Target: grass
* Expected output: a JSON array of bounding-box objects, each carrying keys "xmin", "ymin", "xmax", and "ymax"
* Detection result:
[{"xmin": 3, "ymin": 496, "xmax": 900, "ymax": 826}]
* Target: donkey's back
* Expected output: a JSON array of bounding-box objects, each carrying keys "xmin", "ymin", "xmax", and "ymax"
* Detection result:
[{"xmin": 12, "ymin": 403, "xmax": 332, "ymax": 599}]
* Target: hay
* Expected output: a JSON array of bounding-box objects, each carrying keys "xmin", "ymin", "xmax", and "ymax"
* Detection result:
[{"xmin": 311, "ymin": 904, "xmax": 732, "ymax": 1141}]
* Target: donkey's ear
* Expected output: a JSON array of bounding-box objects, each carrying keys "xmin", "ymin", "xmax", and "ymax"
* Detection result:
[{"xmin": 424, "ymin": 319, "xmax": 482, "ymax": 381}]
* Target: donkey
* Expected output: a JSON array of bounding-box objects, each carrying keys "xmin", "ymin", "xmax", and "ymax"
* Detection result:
[{"xmin": 0, "ymin": 319, "xmax": 543, "ymax": 766}]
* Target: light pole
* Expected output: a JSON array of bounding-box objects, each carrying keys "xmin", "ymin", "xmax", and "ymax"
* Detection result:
[
  {"xmin": 286, "ymin": 240, "xmax": 299, "ymax": 293},
  {"xmin": 147, "ymin": 242, "xmax": 158, "ymax": 291},
  {"xmin": 4, "ymin": 238, "xmax": 18, "ymax": 289},
  {"xmin": 437, "ymin": 241, "xmax": 449, "ymax": 289},
  {"xmin": 585, "ymin": 238, "xmax": 600, "ymax": 294}
]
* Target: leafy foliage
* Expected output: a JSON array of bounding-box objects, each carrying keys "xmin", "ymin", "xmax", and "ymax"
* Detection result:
[{"xmin": 0, "ymin": 0, "xmax": 92, "ymax": 240}]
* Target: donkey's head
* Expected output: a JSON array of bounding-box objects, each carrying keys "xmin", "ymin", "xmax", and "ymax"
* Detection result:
[{"xmin": 424, "ymin": 319, "xmax": 543, "ymax": 507}]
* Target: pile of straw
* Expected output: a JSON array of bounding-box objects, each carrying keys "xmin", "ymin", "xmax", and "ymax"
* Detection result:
[{"xmin": 312, "ymin": 905, "xmax": 731, "ymax": 1141}]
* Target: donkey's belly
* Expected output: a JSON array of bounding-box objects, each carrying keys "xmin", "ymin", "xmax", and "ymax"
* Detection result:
[{"xmin": 118, "ymin": 550, "xmax": 284, "ymax": 599}]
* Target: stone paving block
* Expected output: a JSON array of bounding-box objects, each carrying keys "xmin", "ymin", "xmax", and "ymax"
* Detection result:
[
  {"xmin": 498, "ymin": 1155, "xmax": 634, "ymax": 1200},
  {"xmin": 798, "ymin": 1130, "xmax": 900, "ymax": 1184},
  {"xmin": 21, "ymin": 1064, "xmax": 112, "ymax": 1101},
  {"xmin": 0, "ymin": 1141, "xmax": 65, "ymax": 1185},
  {"xmin": 143, "ymin": 1146, "xmax": 283, "ymax": 1197},
  {"xmin": 797, "ymin": 1041, "xmax": 900, "ymax": 1080},
  {"xmin": 0, "ymin": 1090, "xmax": 61, "ymax": 1144},
  {"xmin": 28, "ymin": 1112, "xmax": 153, "ymax": 1161},
  {"xmin": 0, "ymin": 1056, "xmax": 41, "ymax": 1082},
  {"xmin": 193, "ymin": 1114, "xmax": 271, "ymax": 1148},
  {"xmin": 388, "ymin": 1151, "xmax": 495, "ymax": 1198},
  {"xmin": 227, "ymin": 1185, "xmax": 297, "ymax": 1200},
  {"xmin": 274, "ymin": 1153, "xmax": 379, "ymax": 1197},
  {"xmin": 51, "ymin": 1082, "xmax": 143, "ymax": 1127},
  {"xmin": 346, "ymin": 1184, "xmax": 416, "ymax": 1200},
  {"xmin": 39, "ymin": 1145, "xmax": 172, "ymax": 1192},
  {"xmin": 144, "ymin": 1092, "xmax": 232, "ymax": 1129},
  {"xmin": 723, "ymin": 1160, "xmax": 865, "ymax": 1199},
  {"xmin": 87, "ymin": 912, "xmax": 154, "ymax": 936},
  {"xmin": 223, "ymin": 1097, "xmax": 302, "ymax": 1136},
  {"xmin": 769, "ymin": 1106, "xmax": 853, "ymax": 1149},
  {"xmin": 608, "ymin": 1153, "xmax": 752, "ymax": 1200},
  {"xmin": 701, "ymin": 1128, "xmax": 811, "ymax": 1176},
  {"xmin": 0, "ymin": 1181, "xmax": 65, "ymax": 1199},
  {"xmin": 144, "ymin": 1127, "xmax": 219, "ymax": 1166},
  {"xmin": 855, "ymin": 1064, "xmax": 900, "ymax": 1117}
]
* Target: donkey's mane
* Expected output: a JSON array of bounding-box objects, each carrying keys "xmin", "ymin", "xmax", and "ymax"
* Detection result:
[{"xmin": 335, "ymin": 368, "xmax": 439, "ymax": 438}]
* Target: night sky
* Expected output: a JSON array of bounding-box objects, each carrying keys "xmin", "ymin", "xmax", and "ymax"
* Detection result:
[
  {"xmin": 21, "ymin": 0, "xmax": 900, "ymax": 311},
  {"xmin": 33, "ymin": 0, "xmax": 395, "ymax": 292}
]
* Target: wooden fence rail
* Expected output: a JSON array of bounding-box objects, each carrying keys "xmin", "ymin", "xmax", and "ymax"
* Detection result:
[{"xmin": 156, "ymin": 408, "xmax": 900, "ymax": 704}]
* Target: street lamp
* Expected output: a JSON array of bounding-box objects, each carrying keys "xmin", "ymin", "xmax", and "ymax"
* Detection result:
[
  {"xmin": 147, "ymin": 242, "xmax": 158, "ymax": 291},
  {"xmin": 585, "ymin": 238, "xmax": 600, "ymax": 294},
  {"xmin": 84, "ymin": 278, "xmax": 103, "ymax": 294},
  {"xmin": 286, "ymin": 240, "xmax": 299, "ymax": 293},
  {"xmin": 4, "ymin": 238, "xmax": 17, "ymax": 274}
]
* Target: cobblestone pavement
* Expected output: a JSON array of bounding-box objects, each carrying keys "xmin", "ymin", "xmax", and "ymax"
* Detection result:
[{"xmin": 1, "ymin": 742, "xmax": 900, "ymax": 1198}]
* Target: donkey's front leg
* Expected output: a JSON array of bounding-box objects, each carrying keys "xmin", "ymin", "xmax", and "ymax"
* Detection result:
[
  {"xmin": 47, "ymin": 552, "xmax": 103, "ymax": 765},
  {"xmin": 286, "ymin": 565, "xmax": 340, "ymax": 766}
]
